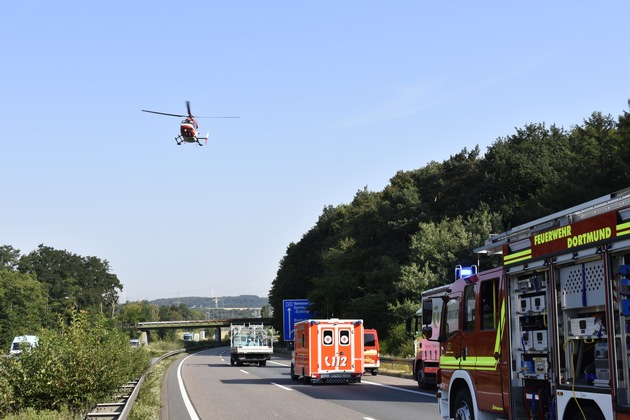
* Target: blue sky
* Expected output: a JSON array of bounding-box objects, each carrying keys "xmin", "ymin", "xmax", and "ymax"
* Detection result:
[{"xmin": 1, "ymin": 2, "xmax": 629, "ymax": 302}]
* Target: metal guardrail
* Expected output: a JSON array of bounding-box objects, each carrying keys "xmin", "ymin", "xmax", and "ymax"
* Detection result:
[
  {"xmin": 379, "ymin": 356, "xmax": 413, "ymax": 377},
  {"xmin": 84, "ymin": 348, "xmax": 185, "ymax": 420}
]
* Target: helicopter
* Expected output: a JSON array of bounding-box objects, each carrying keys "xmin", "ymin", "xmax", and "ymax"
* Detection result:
[{"xmin": 142, "ymin": 101, "xmax": 238, "ymax": 146}]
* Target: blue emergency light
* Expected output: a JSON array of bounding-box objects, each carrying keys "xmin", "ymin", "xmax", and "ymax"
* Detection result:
[{"xmin": 455, "ymin": 264, "xmax": 477, "ymax": 280}]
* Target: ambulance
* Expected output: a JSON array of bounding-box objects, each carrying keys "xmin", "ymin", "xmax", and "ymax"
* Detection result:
[{"xmin": 290, "ymin": 318, "xmax": 364, "ymax": 384}]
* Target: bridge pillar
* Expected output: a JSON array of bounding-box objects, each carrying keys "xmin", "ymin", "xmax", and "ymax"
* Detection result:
[{"xmin": 215, "ymin": 327, "xmax": 221, "ymax": 342}]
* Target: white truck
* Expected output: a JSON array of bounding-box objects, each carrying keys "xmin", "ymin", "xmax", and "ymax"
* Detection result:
[
  {"xmin": 229, "ymin": 323, "xmax": 273, "ymax": 366},
  {"xmin": 9, "ymin": 335, "xmax": 38, "ymax": 356}
]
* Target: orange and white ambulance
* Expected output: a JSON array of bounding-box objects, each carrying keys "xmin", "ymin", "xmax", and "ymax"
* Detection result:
[{"xmin": 290, "ymin": 318, "xmax": 364, "ymax": 384}]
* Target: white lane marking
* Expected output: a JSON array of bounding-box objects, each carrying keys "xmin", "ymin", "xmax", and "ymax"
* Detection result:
[
  {"xmin": 269, "ymin": 360, "xmax": 290, "ymax": 367},
  {"xmin": 361, "ymin": 379, "xmax": 434, "ymax": 396},
  {"xmin": 240, "ymin": 369, "xmax": 249, "ymax": 374},
  {"xmin": 177, "ymin": 354, "xmax": 201, "ymax": 420},
  {"xmin": 270, "ymin": 382, "xmax": 293, "ymax": 391}
]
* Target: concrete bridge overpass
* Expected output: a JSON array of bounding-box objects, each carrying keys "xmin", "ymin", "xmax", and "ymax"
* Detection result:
[{"xmin": 135, "ymin": 318, "xmax": 274, "ymax": 342}]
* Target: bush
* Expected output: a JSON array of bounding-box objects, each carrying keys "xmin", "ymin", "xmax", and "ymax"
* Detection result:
[
  {"xmin": 382, "ymin": 322, "xmax": 414, "ymax": 357},
  {"xmin": 0, "ymin": 311, "xmax": 151, "ymax": 416}
]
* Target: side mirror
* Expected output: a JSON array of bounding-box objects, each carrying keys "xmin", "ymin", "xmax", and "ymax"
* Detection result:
[
  {"xmin": 422, "ymin": 300, "xmax": 433, "ymax": 326},
  {"xmin": 422, "ymin": 325, "xmax": 433, "ymax": 339}
]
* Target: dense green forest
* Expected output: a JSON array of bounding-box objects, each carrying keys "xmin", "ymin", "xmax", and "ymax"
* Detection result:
[{"xmin": 268, "ymin": 102, "xmax": 630, "ymax": 343}]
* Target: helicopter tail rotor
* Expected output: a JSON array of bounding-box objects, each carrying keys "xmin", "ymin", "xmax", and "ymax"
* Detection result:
[{"xmin": 205, "ymin": 133, "xmax": 209, "ymax": 145}]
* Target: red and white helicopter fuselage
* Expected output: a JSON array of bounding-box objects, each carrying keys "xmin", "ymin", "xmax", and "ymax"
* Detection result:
[{"xmin": 178, "ymin": 117, "xmax": 208, "ymax": 146}]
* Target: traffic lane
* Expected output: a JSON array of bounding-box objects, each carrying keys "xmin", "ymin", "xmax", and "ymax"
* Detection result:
[
  {"xmin": 177, "ymin": 348, "xmax": 441, "ymax": 420},
  {"xmin": 178, "ymin": 348, "xmax": 373, "ymax": 419},
  {"xmin": 270, "ymin": 355, "xmax": 439, "ymax": 402},
  {"xmin": 161, "ymin": 353, "xmax": 192, "ymax": 420},
  {"xmin": 271, "ymin": 363, "xmax": 441, "ymax": 420}
]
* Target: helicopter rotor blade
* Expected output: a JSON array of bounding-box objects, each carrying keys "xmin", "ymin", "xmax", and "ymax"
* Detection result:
[
  {"xmin": 142, "ymin": 110, "xmax": 186, "ymax": 118},
  {"xmin": 186, "ymin": 101, "xmax": 193, "ymax": 118},
  {"xmin": 195, "ymin": 116, "xmax": 240, "ymax": 119}
]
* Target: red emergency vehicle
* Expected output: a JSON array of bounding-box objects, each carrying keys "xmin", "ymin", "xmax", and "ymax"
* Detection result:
[
  {"xmin": 290, "ymin": 318, "xmax": 364, "ymax": 384},
  {"xmin": 427, "ymin": 188, "xmax": 630, "ymax": 420},
  {"xmin": 364, "ymin": 328, "xmax": 380, "ymax": 375},
  {"xmin": 407, "ymin": 284, "xmax": 449, "ymax": 388}
]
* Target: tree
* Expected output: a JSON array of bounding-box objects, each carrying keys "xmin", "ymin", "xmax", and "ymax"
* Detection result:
[
  {"xmin": 390, "ymin": 208, "xmax": 500, "ymax": 320},
  {"xmin": 18, "ymin": 245, "xmax": 123, "ymax": 318},
  {"xmin": 479, "ymin": 123, "xmax": 570, "ymax": 226},
  {"xmin": 116, "ymin": 300, "xmax": 159, "ymax": 325},
  {"xmin": 0, "ymin": 245, "xmax": 21, "ymax": 270},
  {"xmin": 0, "ymin": 270, "xmax": 48, "ymax": 350}
]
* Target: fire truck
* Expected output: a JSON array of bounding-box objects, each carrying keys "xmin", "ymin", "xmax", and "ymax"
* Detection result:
[
  {"xmin": 426, "ymin": 188, "xmax": 630, "ymax": 420},
  {"xmin": 407, "ymin": 284, "xmax": 450, "ymax": 388},
  {"xmin": 364, "ymin": 328, "xmax": 380, "ymax": 375},
  {"xmin": 290, "ymin": 318, "xmax": 364, "ymax": 384}
]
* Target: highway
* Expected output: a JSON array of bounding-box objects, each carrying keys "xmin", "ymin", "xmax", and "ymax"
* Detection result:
[{"xmin": 160, "ymin": 347, "xmax": 442, "ymax": 420}]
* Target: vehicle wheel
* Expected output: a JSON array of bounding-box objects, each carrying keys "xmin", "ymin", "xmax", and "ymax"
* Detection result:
[
  {"xmin": 261, "ymin": 361, "xmax": 267, "ymax": 366},
  {"xmin": 230, "ymin": 358, "xmax": 235, "ymax": 366},
  {"xmin": 302, "ymin": 369, "xmax": 311, "ymax": 384},
  {"xmin": 371, "ymin": 369, "xmax": 378, "ymax": 376},
  {"xmin": 290, "ymin": 364, "xmax": 299, "ymax": 380},
  {"xmin": 416, "ymin": 364, "xmax": 427, "ymax": 389},
  {"xmin": 454, "ymin": 388, "xmax": 474, "ymax": 420},
  {"xmin": 571, "ymin": 404, "xmax": 605, "ymax": 420}
]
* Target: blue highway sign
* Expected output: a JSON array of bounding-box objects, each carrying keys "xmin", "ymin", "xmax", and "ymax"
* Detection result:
[{"xmin": 283, "ymin": 299, "xmax": 312, "ymax": 341}]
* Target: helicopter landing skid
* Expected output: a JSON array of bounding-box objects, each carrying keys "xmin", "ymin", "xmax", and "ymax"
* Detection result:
[{"xmin": 175, "ymin": 135, "xmax": 204, "ymax": 146}]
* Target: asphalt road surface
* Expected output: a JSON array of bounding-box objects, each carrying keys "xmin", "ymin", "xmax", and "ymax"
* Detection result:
[{"xmin": 161, "ymin": 347, "xmax": 443, "ymax": 420}]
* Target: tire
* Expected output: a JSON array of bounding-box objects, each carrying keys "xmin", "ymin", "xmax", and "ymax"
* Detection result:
[
  {"xmin": 290, "ymin": 363, "xmax": 299, "ymax": 380},
  {"xmin": 570, "ymin": 404, "xmax": 605, "ymax": 420},
  {"xmin": 454, "ymin": 388, "xmax": 474, "ymax": 420},
  {"xmin": 302, "ymin": 368, "xmax": 311, "ymax": 384},
  {"xmin": 371, "ymin": 369, "xmax": 378, "ymax": 376},
  {"xmin": 416, "ymin": 363, "xmax": 427, "ymax": 389}
]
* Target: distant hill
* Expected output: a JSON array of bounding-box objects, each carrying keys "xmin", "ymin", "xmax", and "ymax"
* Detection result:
[{"xmin": 150, "ymin": 295, "xmax": 269, "ymax": 309}]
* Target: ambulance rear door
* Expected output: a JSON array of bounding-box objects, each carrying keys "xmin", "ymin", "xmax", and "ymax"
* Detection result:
[{"xmin": 318, "ymin": 322, "xmax": 359, "ymax": 374}]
